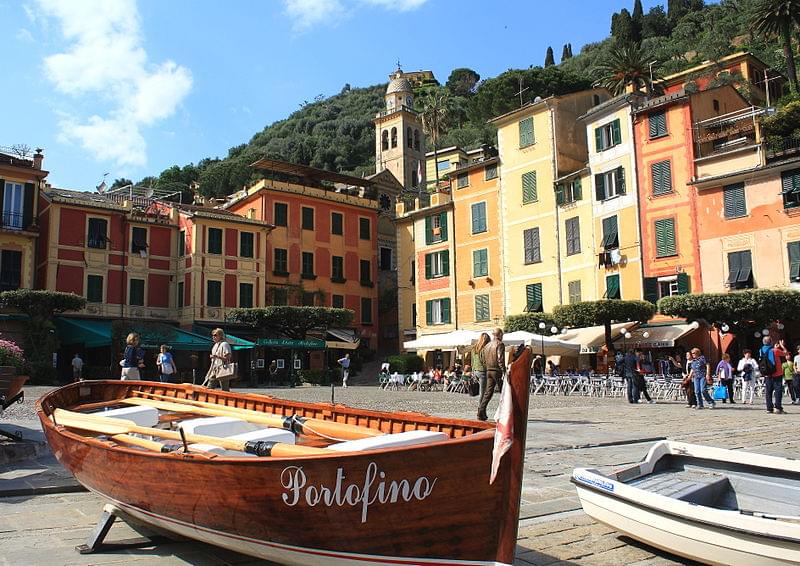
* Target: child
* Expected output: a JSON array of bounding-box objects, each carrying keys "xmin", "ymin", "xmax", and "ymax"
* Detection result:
[{"xmin": 783, "ymin": 357, "xmax": 796, "ymax": 404}]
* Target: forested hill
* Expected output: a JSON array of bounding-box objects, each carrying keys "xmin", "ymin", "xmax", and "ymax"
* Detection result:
[{"xmin": 130, "ymin": 0, "xmax": 787, "ymax": 199}]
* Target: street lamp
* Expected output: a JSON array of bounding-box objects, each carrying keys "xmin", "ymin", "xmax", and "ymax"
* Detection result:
[
  {"xmin": 623, "ymin": 331, "xmax": 632, "ymax": 352},
  {"xmin": 538, "ymin": 322, "xmax": 547, "ymax": 375}
]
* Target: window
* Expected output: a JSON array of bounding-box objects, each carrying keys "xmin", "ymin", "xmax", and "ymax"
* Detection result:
[
  {"xmin": 359, "ymin": 217, "xmax": 371, "ymax": 240},
  {"xmin": 331, "ymin": 212, "xmax": 343, "ymax": 235},
  {"xmin": 412, "ymin": 303, "xmax": 417, "ymax": 327},
  {"xmin": 407, "ymin": 127, "xmax": 413, "ymax": 148},
  {"xmin": 87, "ymin": 275, "xmax": 103, "ymax": 303},
  {"xmin": 425, "ymin": 212, "xmax": 447, "ymax": 244},
  {"xmin": 411, "ymin": 169, "xmax": 419, "ymax": 188},
  {"xmin": 2, "ymin": 182, "xmax": 26, "ymax": 230},
  {"xmin": 727, "ymin": 250, "xmax": 753, "ymax": 289},
  {"xmin": 723, "ymin": 183, "xmax": 746, "ymax": 218},
  {"xmin": 332, "ymin": 256, "xmax": 345, "ymax": 282},
  {"xmin": 381, "ymin": 130, "xmax": 389, "ymax": 151},
  {"xmin": 379, "ymin": 247, "xmax": 392, "ymax": 271},
  {"xmin": 525, "ymin": 283, "xmax": 543, "ymax": 312},
  {"xmin": 274, "ymin": 202, "xmax": 288, "ymax": 226},
  {"xmin": 360, "ymin": 259, "xmax": 372, "ymax": 286},
  {"xmin": 207, "ymin": 228, "xmax": 222, "ymax": 254},
  {"xmin": 414, "ymin": 129, "xmax": 420, "ymax": 151},
  {"xmin": 240, "ymin": 232, "xmax": 254, "ymax": 258},
  {"xmin": 437, "ymin": 159, "xmax": 451, "ymax": 172},
  {"xmin": 519, "ymin": 117, "xmax": 534, "ymax": 148},
  {"xmin": 602, "ymin": 216, "xmax": 619, "ymax": 249},
  {"xmin": 410, "ymin": 260, "xmax": 415, "ymax": 285},
  {"xmin": 391, "ymin": 127, "xmax": 397, "ymax": 148},
  {"xmin": 522, "ymin": 171, "xmax": 537, "ymax": 204},
  {"xmin": 595, "ymin": 167, "xmax": 625, "ymax": 200},
  {"xmin": 651, "ymin": 160, "xmax": 672, "ymax": 196},
  {"xmin": 301, "ymin": 252, "xmax": 315, "ymax": 278},
  {"xmin": 471, "ymin": 202, "xmax": 487, "ymax": 234},
  {"xmin": 782, "ymin": 169, "xmax": 800, "ymax": 208},
  {"xmin": 302, "ymin": 291, "xmax": 315, "ymax": 306},
  {"xmin": 523, "ymin": 227, "xmax": 541, "ymax": 264},
  {"xmin": 178, "ymin": 230, "xmax": 185, "ymax": 256},
  {"xmin": 332, "ymin": 294, "xmax": 344, "ymax": 308},
  {"xmin": 565, "ymin": 217, "xmax": 581, "ymax": 256},
  {"xmin": 648, "ymin": 111, "xmax": 667, "ymax": 139},
  {"xmin": 272, "ymin": 288, "xmax": 288, "ymax": 306},
  {"xmin": 131, "ymin": 227, "xmax": 148, "ymax": 254},
  {"xmin": 424, "ymin": 250, "xmax": 449, "ymax": 279},
  {"xmin": 302, "ymin": 207, "xmax": 314, "ymax": 230},
  {"xmin": 475, "ymin": 294, "xmax": 490, "ymax": 322},
  {"xmin": 273, "ymin": 248, "xmax": 288, "ymax": 275},
  {"xmin": 177, "ymin": 281, "xmax": 184, "ymax": 308},
  {"xmin": 654, "ymin": 218, "xmax": 677, "ymax": 257},
  {"xmin": 0, "ymin": 250, "xmax": 21, "ymax": 291},
  {"xmin": 485, "ymin": 163, "xmax": 498, "ymax": 180},
  {"xmin": 361, "ymin": 298, "xmax": 373, "ymax": 324},
  {"xmin": 457, "ymin": 173, "xmax": 469, "ymax": 189},
  {"xmin": 240, "ymin": 283, "xmax": 254, "ymax": 308},
  {"xmin": 595, "ymin": 118, "xmax": 621, "ymax": 151},
  {"xmin": 568, "ymin": 280, "xmax": 581, "ymax": 304},
  {"xmin": 82, "ymin": 218, "xmax": 107, "ymax": 250},
  {"xmin": 129, "ymin": 278, "xmax": 144, "ymax": 306},
  {"xmin": 644, "ymin": 274, "xmax": 689, "ymax": 303},
  {"xmin": 556, "ymin": 178, "xmax": 582, "ymax": 205},
  {"xmin": 789, "ymin": 242, "xmax": 800, "ymax": 282},
  {"xmin": 206, "ymin": 280, "xmax": 222, "ymax": 307},
  {"xmin": 605, "ymin": 274, "xmax": 621, "ymax": 299},
  {"xmin": 473, "ymin": 248, "xmax": 488, "ymax": 277},
  {"xmin": 426, "ymin": 298, "xmax": 451, "ymax": 325}
]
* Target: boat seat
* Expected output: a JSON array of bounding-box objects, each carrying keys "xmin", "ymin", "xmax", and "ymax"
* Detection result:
[
  {"xmin": 189, "ymin": 428, "xmax": 296, "ymax": 457},
  {"xmin": 179, "ymin": 416, "xmax": 261, "ymax": 437},
  {"xmin": 672, "ymin": 477, "xmax": 732, "ymax": 506},
  {"xmin": 326, "ymin": 430, "xmax": 449, "ymax": 452},
  {"xmin": 100, "ymin": 405, "xmax": 159, "ymax": 427}
]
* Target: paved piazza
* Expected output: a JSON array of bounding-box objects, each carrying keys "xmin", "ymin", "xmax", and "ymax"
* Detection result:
[{"xmin": 2, "ymin": 384, "xmax": 797, "ymax": 565}]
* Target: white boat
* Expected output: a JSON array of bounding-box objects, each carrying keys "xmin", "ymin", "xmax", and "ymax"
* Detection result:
[{"xmin": 572, "ymin": 440, "xmax": 800, "ymax": 565}]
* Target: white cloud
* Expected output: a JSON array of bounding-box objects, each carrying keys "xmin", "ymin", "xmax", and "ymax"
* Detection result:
[
  {"xmin": 35, "ymin": 0, "xmax": 192, "ymax": 168},
  {"xmin": 283, "ymin": 0, "xmax": 427, "ymax": 32},
  {"xmin": 16, "ymin": 28, "xmax": 34, "ymax": 42},
  {"xmin": 360, "ymin": 0, "xmax": 427, "ymax": 11}
]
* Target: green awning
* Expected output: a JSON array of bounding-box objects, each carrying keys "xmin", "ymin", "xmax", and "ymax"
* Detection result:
[
  {"xmin": 55, "ymin": 318, "xmax": 113, "ymax": 349},
  {"xmin": 191, "ymin": 324, "xmax": 255, "ymax": 350},
  {"xmin": 256, "ymin": 338, "xmax": 326, "ymax": 350},
  {"xmin": 55, "ymin": 318, "xmax": 219, "ymax": 351}
]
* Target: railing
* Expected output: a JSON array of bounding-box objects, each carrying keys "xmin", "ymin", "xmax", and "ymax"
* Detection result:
[
  {"xmin": 375, "ymin": 105, "xmax": 417, "ymax": 118},
  {"xmin": 1, "ymin": 212, "xmax": 24, "ymax": 230},
  {"xmin": 766, "ymin": 134, "xmax": 800, "ymax": 157}
]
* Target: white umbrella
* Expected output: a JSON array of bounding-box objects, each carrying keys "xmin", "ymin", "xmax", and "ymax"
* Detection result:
[
  {"xmin": 502, "ymin": 331, "xmax": 580, "ymax": 356},
  {"xmin": 403, "ymin": 330, "xmax": 482, "ymax": 350}
]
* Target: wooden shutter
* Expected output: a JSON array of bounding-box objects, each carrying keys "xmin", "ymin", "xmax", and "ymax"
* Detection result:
[
  {"xmin": 649, "ymin": 112, "xmax": 666, "ymax": 138},
  {"xmin": 723, "ymin": 183, "xmax": 746, "ymax": 218},
  {"xmin": 677, "ymin": 272, "xmax": 690, "ymax": 294},
  {"xmin": 616, "ymin": 166, "xmax": 626, "ymax": 195},
  {"xmin": 652, "ymin": 161, "xmax": 672, "ymax": 195},
  {"xmin": 782, "ymin": 169, "xmax": 800, "ymax": 194},
  {"xmin": 0, "ymin": 179, "xmax": 5, "ymax": 224},
  {"xmin": 573, "ymin": 177, "xmax": 582, "ymax": 201},
  {"xmin": 655, "ymin": 218, "xmax": 676, "ymax": 257},
  {"xmin": 439, "ymin": 212, "xmax": 448, "ymax": 241},
  {"xmin": 442, "ymin": 298, "xmax": 451, "ymax": 324},
  {"xmin": 524, "ymin": 228, "xmax": 540, "ymax": 263},
  {"xmin": 738, "ymin": 251, "xmax": 752, "ymax": 285},
  {"xmin": 519, "ymin": 118, "xmax": 534, "ymax": 147},
  {"xmin": 602, "ymin": 216, "xmax": 618, "ymax": 249},
  {"xmin": 522, "ymin": 171, "xmax": 537, "ymax": 203},
  {"xmin": 425, "ymin": 215, "xmax": 433, "ymax": 244},
  {"xmin": 565, "ymin": 218, "xmax": 575, "ymax": 254},
  {"xmin": 23, "ymin": 183, "xmax": 34, "ymax": 229},
  {"xmin": 611, "ymin": 119, "xmax": 621, "ymax": 146},
  {"xmin": 727, "ymin": 252, "xmax": 741, "ymax": 285},
  {"xmin": 594, "ymin": 127, "xmax": 603, "ymax": 152},
  {"xmin": 426, "ymin": 300, "xmax": 433, "ymax": 325},
  {"xmin": 606, "ymin": 274, "xmax": 620, "ymax": 299},
  {"xmin": 643, "ymin": 277, "xmax": 659, "ymax": 304},
  {"xmin": 789, "ymin": 242, "xmax": 800, "ymax": 281},
  {"xmin": 555, "ymin": 184, "xmax": 565, "ymax": 205},
  {"xmin": 441, "ymin": 251, "xmax": 450, "ymax": 276},
  {"xmin": 595, "ymin": 173, "xmax": 605, "ymax": 201},
  {"xmin": 425, "ymin": 253, "xmax": 432, "ymax": 279}
]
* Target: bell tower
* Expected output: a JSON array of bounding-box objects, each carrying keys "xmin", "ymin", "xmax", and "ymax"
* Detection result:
[{"xmin": 374, "ymin": 67, "xmax": 426, "ymax": 192}]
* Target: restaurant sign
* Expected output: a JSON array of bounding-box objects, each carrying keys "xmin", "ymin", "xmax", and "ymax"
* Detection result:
[{"xmin": 257, "ymin": 338, "xmax": 326, "ymax": 349}]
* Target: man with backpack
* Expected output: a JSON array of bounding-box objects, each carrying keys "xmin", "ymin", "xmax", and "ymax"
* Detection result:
[{"xmin": 760, "ymin": 336, "xmax": 788, "ymax": 414}]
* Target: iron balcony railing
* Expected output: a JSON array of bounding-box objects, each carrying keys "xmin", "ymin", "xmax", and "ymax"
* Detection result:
[{"xmin": 1, "ymin": 211, "xmax": 24, "ymax": 230}]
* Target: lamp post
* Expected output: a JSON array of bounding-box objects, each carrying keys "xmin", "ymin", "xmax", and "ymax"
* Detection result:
[
  {"xmin": 538, "ymin": 322, "xmax": 546, "ymax": 372},
  {"xmin": 623, "ymin": 332, "xmax": 632, "ymax": 352}
]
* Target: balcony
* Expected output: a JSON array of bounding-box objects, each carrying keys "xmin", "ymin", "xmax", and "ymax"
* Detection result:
[
  {"xmin": 693, "ymin": 107, "xmax": 764, "ymax": 180},
  {"xmin": 766, "ymin": 134, "xmax": 800, "ymax": 163},
  {"xmin": 375, "ymin": 105, "xmax": 417, "ymax": 119},
  {"xmin": 0, "ymin": 211, "xmax": 24, "ymax": 231}
]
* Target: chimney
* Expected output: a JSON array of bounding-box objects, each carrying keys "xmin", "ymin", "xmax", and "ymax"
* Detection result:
[{"xmin": 33, "ymin": 148, "xmax": 44, "ymax": 170}]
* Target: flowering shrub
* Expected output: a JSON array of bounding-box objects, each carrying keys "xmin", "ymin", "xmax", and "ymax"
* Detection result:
[{"xmin": 0, "ymin": 338, "xmax": 26, "ymax": 373}]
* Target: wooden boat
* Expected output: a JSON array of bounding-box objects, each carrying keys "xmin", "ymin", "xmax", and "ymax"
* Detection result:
[
  {"xmin": 572, "ymin": 440, "xmax": 800, "ymax": 565},
  {"xmin": 37, "ymin": 347, "xmax": 532, "ymax": 565}
]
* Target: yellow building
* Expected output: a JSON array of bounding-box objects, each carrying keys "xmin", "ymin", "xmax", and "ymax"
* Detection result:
[
  {"xmin": 451, "ymin": 157, "xmax": 504, "ymax": 329},
  {"xmin": 0, "ymin": 148, "xmax": 47, "ymax": 292},
  {"xmin": 491, "ymin": 90, "xmax": 609, "ymax": 316},
  {"xmin": 580, "ymin": 93, "xmax": 645, "ymax": 301},
  {"xmin": 425, "ymin": 146, "xmax": 489, "ymax": 190}
]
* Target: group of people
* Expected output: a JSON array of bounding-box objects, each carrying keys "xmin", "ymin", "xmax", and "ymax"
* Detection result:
[{"xmin": 471, "ymin": 328, "xmax": 506, "ymax": 421}]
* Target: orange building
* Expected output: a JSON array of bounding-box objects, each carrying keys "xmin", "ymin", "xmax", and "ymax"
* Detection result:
[
  {"xmin": 450, "ymin": 156, "xmax": 503, "ymax": 329},
  {"xmin": 632, "ymin": 85, "xmax": 752, "ymax": 301}
]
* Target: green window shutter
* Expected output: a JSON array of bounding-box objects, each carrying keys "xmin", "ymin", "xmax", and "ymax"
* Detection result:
[
  {"xmin": 595, "ymin": 173, "xmax": 605, "ymax": 201},
  {"xmin": 525, "ymin": 283, "xmax": 543, "ymax": 312},
  {"xmin": 652, "ymin": 161, "xmax": 672, "ymax": 196},
  {"xmin": 473, "ymin": 249, "xmax": 488, "ymax": 277},
  {"xmin": 606, "ymin": 274, "xmax": 620, "ymax": 299},
  {"xmin": 471, "ymin": 202, "xmax": 486, "ymax": 233},
  {"xmin": 617, "ymin": 166, "xmax": 626, "ymax": 195},
  {"xmin": 594, "ymin": 127, "xmax": 603, "ymax": 152},
  {"xmin": 643, "ymin": 277, "xmax": 659, "ymax": 304},
  {"xmin": 611, "ymin": 119, "xmax": 621, "ymax": 146},
  {"xmin": 523, "ymin": 228, "xmax": 540, "ymax": 264},
  {"xmin": 649, "ymin": 112, "xmax": 666, "ymax": 138},
  {"xmin": 442, "ymin": 298, "xmax": 451, "ymax": 323},
  {"xmin": 475, "ymin": 295, "xmax": 490, "ymax": 321},
  {"xmin": 441, "ymin": 251, "xmax": 450, "ymax": 276},
  {"xmin": 655, "ymin": 218, "xmax": 676, "ymax": 257},
  {"xmin": 723, "ymin": 183, "xmax": 746, "ymax": 218},
  {"xmin": 426, "ymin": 300, "xmax": 433, "ymax": 325},
  {"xmin": 519, "ymin": 117, "xmax": 534, "ymax": 147},
  {"xmin": 676, "ymin": 272, "xmax": 690, "ymax": 294},
  {"xmin": 573, "ymin": 177, "xmax": 582, "ymax": 201},
  {"xmin": 425, "ymin": 215, "xmax": 433, "ymax": 244},
  {"xmin": 788, "ymin": 242, "xmax": 800, "ymax": 281},
  {"xmin": 727, "ymin": 252, "xmax": 742, "ymax": 285},
  {"xmin": 602, "ymin": 216, "xmax": 619, "ymax": 249},
  {"xmin": 439, "ymin": 212, "xmax": 448, "ymax": 241},
  {"xmin": 23, "ymin": 183, "xmax": 34, "ymax": 229},
  {"xmin": 522, "ymin": 171, "xmax": 537, "ymax": 204},
  {"xmin": 555, "ymin": 184, "xmax": 565, "ymax": 205},
  {"xmin": 425, "ymin": 253, "xmax": 432, "ymax": 279}
]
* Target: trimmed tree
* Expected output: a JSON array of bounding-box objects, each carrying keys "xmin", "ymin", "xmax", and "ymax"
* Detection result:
[
  {"xmin": 0, "ymin": 290, "xmax": 86, "ymax": 383},
  {"xmin": 504, "ymin": 313, "xmax": 558, "ymax": 335},
  {"xmin": 553, "ymin": 300, "xmax": 656, "ymax": 354},
  {"xmin": 658, "ymin": 289, "xmax": 800, "ymax": 327}
]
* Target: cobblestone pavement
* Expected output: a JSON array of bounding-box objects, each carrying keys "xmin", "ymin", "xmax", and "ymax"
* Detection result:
[{"xmin": 1, "ymin": 384, "xmax": 796, "ymax": 565}]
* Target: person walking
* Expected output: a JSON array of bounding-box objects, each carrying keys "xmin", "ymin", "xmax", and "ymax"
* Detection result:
[
  {"xmin": 120, "ymin": 333, "xmax": 145, "ymax": 381},
  {"xmin": 203, "ymin": 328, "xmax": 233, "ymax": 391},
  {"xmin": 688, "ymin": 347, "xmax": 715, "ymax": 409},
  {"xmin": 623, "ymin": 349, "xmax": 640, "ymax": 403},
  {"xmin": 477, "ymin": 328, "xmax": 505, "ymax": 421},
  {"xmin": 471, "ymin": 332, "xmax": 490, "ymax": 401},
  {"xmin": 337, "ymin": 353, "xmax": 350, "ymax": 388},
  {"xmin": 760, "ymin": 336, "xmax": 787, "ymax": 414},
  {"xmin": 635, "ymin": 350, "xmax": 655, "ymax": 404},
  {"xmin": 156, "ymin": 344, "xmax": 177, "ymax": 383},
  {"xmin": 738, "ymin": 349, "xmax": 758, "ymax": 404},
  {"xmin": 715, "ymin": 353, "xmax": 734, "ymax": 403},
  {"xmin": 71, "ymin": 353, "xmax": 84, "ymax": 382},
  {"xmin": 683, "ymin": 351, "xmax": 697, "ymax": 407}
]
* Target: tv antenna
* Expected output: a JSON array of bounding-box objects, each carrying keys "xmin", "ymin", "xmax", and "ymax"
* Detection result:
[{"xmin": 514, "ymin": 76, "xmax": 529, "ymax": 108}]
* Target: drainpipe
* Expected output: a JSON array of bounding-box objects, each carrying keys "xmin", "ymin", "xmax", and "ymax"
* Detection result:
[
  {"xmin": 630, "ymin": 109, "xmax": 647, "ymax": 300},
  {"xmin": 547, "ymin": 100, "xmax": 564, "ymax": 305}
]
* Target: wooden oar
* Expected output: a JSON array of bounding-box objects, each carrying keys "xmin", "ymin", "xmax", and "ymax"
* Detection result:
[
  {"xmin": 132, "ymin": 391, "xmax": 382, "ymax": 440},
  {"xmin": 53, "ymin": 409, "xmax": 329, "ymax": 457},
  {"xmin": 110, "ymin": 434, "xmax": 186, "ymax": 453}
]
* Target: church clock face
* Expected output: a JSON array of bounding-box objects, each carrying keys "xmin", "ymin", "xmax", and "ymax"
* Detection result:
[{"xmin": 379, "ymin": 194, "xmax": 391, "ymax": 210}]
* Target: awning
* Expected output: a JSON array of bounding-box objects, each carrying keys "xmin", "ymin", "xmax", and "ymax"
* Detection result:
[
  {"xmin": 190, "ymin": 324, "xmax": 255, "ymax": 350},
  {"xmin": 560, "ymin": 323, "xmax": 636, "ymax": 354},
  {"xmin": 326, "ymin": 340, "xmax": 360, "ymax": 350},
  {"xmin": 55, "ymin": 318, "xmax": 220, "ymax": 350},
  {"xmin": 403, "ymin": 330, "xmax": 482, "ymax": 350},
  {"xmin": 612, "ymin": 323, "xmax": 699, "ymax": 349},
  {"xmin": 326, "ymin": 329, "xmax": 360, "ymax": 350},
  {"xmin": 502, "ymin": 331, "xmax": 581, "ymax": 356},
  {"xmin": 55, "ymin": 318, "xmax": 113, "ymax": 349}
]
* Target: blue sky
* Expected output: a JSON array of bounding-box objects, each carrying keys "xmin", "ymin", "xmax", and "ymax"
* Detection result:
[{"xmin": 2, "ymin": 0, "xmax": 670, "ymax": 190}]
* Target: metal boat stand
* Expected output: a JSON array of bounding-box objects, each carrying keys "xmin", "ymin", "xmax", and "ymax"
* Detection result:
[
  {"xmin": 76, "ymin": 504, "xmax": 175, "ymax": 554},
  {"xmin": 0, "ymin": 389, "xmax": 25, "ymax": 441}
]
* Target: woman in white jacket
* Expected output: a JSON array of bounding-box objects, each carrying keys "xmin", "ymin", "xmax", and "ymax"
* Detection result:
[{"xmin": 737, "ymin": 349, "xmax": 759, "ymax": 404}]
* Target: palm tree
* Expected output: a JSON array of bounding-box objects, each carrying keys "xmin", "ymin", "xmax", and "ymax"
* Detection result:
[
  {"xmin": 752, "ymin": 0, "xmax": 800, "ymax": 93},
  {"xmin": 593, "ymin": 43, "xmax": 658, "ymax": 96},
  {"xmin": 420, "ymin": 88, "xmax": 451, "ymax": 193}
]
